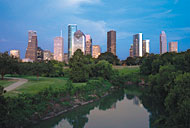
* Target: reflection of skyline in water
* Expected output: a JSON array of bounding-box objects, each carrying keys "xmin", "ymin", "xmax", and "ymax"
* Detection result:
[
  {"xmin": 133, "ymin": 96, "xmax": 143, "ymax": 107},
  {"xmin": 30, "ymin": 90, "xmax": 149, "ymax": 128}
]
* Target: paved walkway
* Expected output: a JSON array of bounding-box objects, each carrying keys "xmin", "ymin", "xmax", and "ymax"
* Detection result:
[{"xmin": 4, "ymin": 78, "xmax": 28, "ymax": 92}]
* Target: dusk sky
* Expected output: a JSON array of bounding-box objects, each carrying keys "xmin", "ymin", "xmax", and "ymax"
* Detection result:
[{"xmin": 0, "ymin": 0, "xmax": 190, "ymax": 60}]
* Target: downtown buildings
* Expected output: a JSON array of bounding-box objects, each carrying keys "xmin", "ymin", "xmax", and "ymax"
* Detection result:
[
  {"xmin": 10, "ymin": 50, "xmax": 20, "ymax": 59},
  {"xmin": 169, "ymin": 42, "xmax": 178, "ymax": 53},
  {"xmin": 85, "ymin": 34, "xmax": 92, "ymax": 55},
  {"xmin": 133, "ymin": 33, "xmax": 143, "ymax": 57},
  {"xmin": 73, "ymin": 30, "xmax": 86, "ymax": 54},
  {"xmin": 54, "ymin": 36, "xmax": 64, "ymax": 62},
  {"xmin": 107, "ymin": 30, "xmax": 116, "ymax": 55},
  {"xmin": 143, "ymin": 40, "xmax": 150, "ymax": 56},
  {"xmin": 92, "ymin": 45, "xmax": 101, "ymax": 58},
  {"xmin": 68, "ymin": 24, "xmax": 77, "ymax": 58},
  {"xmin": 25, "ymin": 30, "xmax": 38, "ymax": 61},
  {"xmin": 160, "ymin": 31, "xmax": 167, "ymax": 54}
]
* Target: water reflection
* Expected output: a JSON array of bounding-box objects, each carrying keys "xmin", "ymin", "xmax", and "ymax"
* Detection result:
[{"xmin": 29, "ymin": 89, "xmax": 150, "ymax": 128}]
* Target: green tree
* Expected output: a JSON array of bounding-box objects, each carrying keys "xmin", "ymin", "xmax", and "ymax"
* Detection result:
[
  {"xmin": 0, "ymin": 52, "xmax": 18, "ymax": 80},
  {"xmin": 97, "ymin": 52, "xmax": 120, "ymax": 65},
  {"xmin": 69, "ymin": 49, "xmax": 92, "ymax": 82}
]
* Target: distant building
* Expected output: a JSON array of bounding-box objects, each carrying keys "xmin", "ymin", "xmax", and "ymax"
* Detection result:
[
  {"xmin": 54, "ymin": 37, "xmax": 63, "ymax": 62},
  {"xmin": 142, "ymin": 40, "xmax": 150, "ymax": 56},
  {"xmin": 25, "ymin": 30, "xmax": 38, "ymax": 61},
  {"xmin": 64, "ymin": 53, "xmax": 69, "ymax": 64},
  {"xmin": 129, "ymin": 44, "xmax": 133, "ymax": 57},
  {"xmin": 133, "ymin": 33, "xmax": 143, "ymax": 57},
  {"xmin": 37, "ymin": 47, "xmax": 43, "ymax": 61},
  {"xmin": 10, "ymin": 50, "xmax": 20, "ymax": 59},
  {"xmin": 85, "ymin": 34, "xmax": 92, "ymax": 55},
  {"xmin": 22, "ymin": 58, "xmax": 33, "ymax": 63},
  {"xmin": 43, "ymin": 50, "xmax": 53, "ymax": 61},
  {"xmin": 160, "ymin": 31, "xmax": 167, "ymax": 54},
  {"xmin": 73, "ymin": 30, "xmax": 86, "ymax": 54},
  {"xmin": 68, "ymin": 24, "xmax": 77, "ymax": 58},
  {"xmin": 92, "ymin": 45, "xmax": 101, "ymax": 58},
  {"xmin": 107, "ymin": 30, "xmax": 116, "ymax": 55},
  {"xmin": 169, "ymin": 42, "xmax": 178, "ymax": 53}
]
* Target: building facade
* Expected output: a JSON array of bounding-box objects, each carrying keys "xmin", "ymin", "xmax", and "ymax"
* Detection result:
[
  {"xmin": 129, "ymin": 44, "xmax": 133, "ymax": 57},
  {"xmin": 107, "ymin": 30, "xmax": 116, "ymax": 55},
  {"xmin": 10, "ymin": 50, "xmax": 20, "ymax": 59},
  {"xmin": 133, "ymin": 33, "xmax": 143, "ymax": 57},
  {"xmin": 160, "ymin": 31, "xmax": 167, "ymax": 54},
  {"xmin": 25, "ymin": 30, "xmax": 38, "ymax": 61},
  {"xmin": 68, "ymin": 24, "xmax": 77, "ymax": 58},
  {"xmin": 92, "ymin": 45, "xmax": 101, "ymax": 58},
  {"xmin": 85, "ymin": 34, "xmax": 92, "ymax": 55},
  {"xmin": 54, "ymin": 37, "xmax": 63, "ymax": 62},
  {"xmin": 64, "ymin": 53, "xmax": 69, "ymax": 64},
  {"xmin": 142, "ymin": 40, "xmax": 150, "ymax": 56},
  {"xmin": 37, "ymin": 47, "xmax": 43, "ymax": 61},
  {"xmin": 169, "ymin": 42, "xmax": 178, "ymax": 53},
  {"xmin": 73, "ymin": 30, "xmax": 86, "ymax": 54},
  {"xmin": 43, "ymin": 50, "xmax": 53, "ymax": 61}
]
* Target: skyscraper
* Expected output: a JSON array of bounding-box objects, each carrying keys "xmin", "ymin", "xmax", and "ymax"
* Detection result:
[
  {"xmin": 92, "ymin": 45, "xmax": 101, "ymax": 58},
  {"xmin": 25, "ymin": 30, "xmax": 38, "ymax": 61},
  {"xmin": 54, "ymin": 37, "xmax": 63, "ymax": 62},
  {"xmin": 10, "ymin": 50, "xmax": 20, "ymax": 59},
  {"xmin": 133, "ymin": 33, "xmax": 143, "ymax": 57},
  {"xmin": 142, "ymin": 40, "xmax": 150, "ymax": 56},
  {"xmin": 107, "ymin": 30, "xmax": 116, "ymax": 55},
  {"xmin": 85, "ymin": 34, "xmax": 92, "ymax": 55},
  {"xmin": 68, "ymin": 24, "xmax": 77, "ymax": 58},
  {"xmin": 169, "ymin": 42, "xmax": 178, "ymax": 53},
  {"xmin": 160, "ymin": 31, "xmax": 167, "ymax": 54},
  {"xmin": 37, "ymin": 47, "xmax": 43, "ymax": 61},
  {"xmin": 43, "ymin": 50, "xmax": 53, "ymax": 61},
  {"xmin": 129, "ymin": 44, "xmax": 133, "ymax": 57},
  {"xmin": 73, "ymin": 30, "xmax": 86, "ymax": 54}
]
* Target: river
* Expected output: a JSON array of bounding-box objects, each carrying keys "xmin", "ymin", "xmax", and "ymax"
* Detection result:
[{"xmin": 29, "ymin": 88, "xmax": 150, "ymax": 128}]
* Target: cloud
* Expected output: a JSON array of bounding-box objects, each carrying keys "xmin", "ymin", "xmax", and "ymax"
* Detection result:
[
  {"xmin": 117, "ymin": 32, "xmax": 133, "ymax": 40},
  {"xmin": 0, "ymin": 38, "xmax": 8, "ymax": 43},
  {"xmin": 47, "ymin": 0, "xmax": 101, "ymax": 13},
  {"xmin": 72, "ymin": 17, "xmax": 108, "ymax": 45},
  {"xmin": 174, "ymin": 0, "xmax": 179, "ymax": 4}
]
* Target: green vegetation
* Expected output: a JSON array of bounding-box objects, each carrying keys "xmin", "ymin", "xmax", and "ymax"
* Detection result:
[
  {"xmin": 140, "ymin": 50, "xmax": 190, "ymax": 128},
  {"xmin": 0, "ymin": 79, "xmax": 17, "ymax": 88}
]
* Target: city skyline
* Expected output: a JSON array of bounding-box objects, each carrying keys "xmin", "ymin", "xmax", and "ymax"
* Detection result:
[{"xmin": 0, "ymin": 0, "xmax": 190, "ymax": 60}]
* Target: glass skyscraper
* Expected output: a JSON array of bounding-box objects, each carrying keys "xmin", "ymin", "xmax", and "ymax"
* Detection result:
[
  {"xmin": 160, "ymin": 31, "xmax": 167, "ymax": 54},
  {"xmin": 73, "ymin": 30, "xmax": 86, "ymax": 54},
  {"xmin": 133, "ymin": 33, "xmax": 143, "ymax": 57},
  {"xmin": 68, "ymin": 24, "xmax": 77, "ymax": 58}
]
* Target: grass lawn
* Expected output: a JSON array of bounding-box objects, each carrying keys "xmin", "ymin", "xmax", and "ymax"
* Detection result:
[
  {"xmin": 116, "ymin": 66, "xmax": 140, "ymax": 75},
  {"xmin": 0, "ymin": 79, "xmax": 18, "ymax": 88},
  {"xmin": 5, "ymin": 76, "xmax": 70, "ymax": 97}
]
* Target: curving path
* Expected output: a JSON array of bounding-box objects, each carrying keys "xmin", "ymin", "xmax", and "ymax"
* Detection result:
[{"xmin": 4, "ymin": 78, "xmax": 28, "ymax": 92}]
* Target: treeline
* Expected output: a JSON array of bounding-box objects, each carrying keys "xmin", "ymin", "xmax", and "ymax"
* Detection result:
[{"xmin": 140, "ymin": 50, "xmax": 190, "ymax": 128}]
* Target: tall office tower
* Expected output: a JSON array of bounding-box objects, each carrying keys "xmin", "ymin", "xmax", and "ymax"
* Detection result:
[
  {"xmin": 142, "ymin": 40, "xmax": 150, "ymax": 56},
  {"xmin": 64, "ymin": 53, "xmax": 69, "ymax": 64},
  {"xmin": 129, "ymin": 44, "xmax": 133, "ymax": 57},
  {"xmin": 92, "ymin": 45, "xmax": 101, "ymax": 58},
  {"xmin": 37, "ymin": 47, "xmax": 43, "ymax": 61},
  {"xmin": 43, "ymin": 50, "xmax": 53, "ymax": 61},
  {"xmin": 25, "ymin": 30, "xmax": 38, "ymax": 61},
  {"xmin": 68, "ymin": 24, "xmax": 77, "ymax": 58},
  {"xmin": 54, "ymin": 37, "xmax": 64, "ymax": 62},
  {"xmin": 160, "ymin": 31, "xmax": 167, "ymax": 54},
  {"xmin": 73, "ymin": 30, "xmax": 86, "ymax": 54},
  {"xmin": 169, "ymin": 42, "xmax": 178, "ymax": 53},
  {"xmin": 107, "ymin": 30, "xmax": 116, "ymax": 55},
  {"xmin": 85, "ymin": 34, "xmax": 92, "ymax": 55},
  {"xmin": 10, "ymin": 50, "xmax": 20, "ymax": 59},
  {"xmin": 133, "ymin": 33, "xmax": 143, "ymax": 57}
]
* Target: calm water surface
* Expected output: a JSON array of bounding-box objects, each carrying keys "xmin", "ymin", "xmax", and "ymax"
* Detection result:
[{"xmin": 30, "ymin": 89, "xmax": 150, "ymax": 128}]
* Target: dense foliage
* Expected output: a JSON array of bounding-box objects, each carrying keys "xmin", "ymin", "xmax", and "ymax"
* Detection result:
[
  {"xmin": 97, "ymin": 52, "xmax": 120, "ymax": 65},
  {"xmin": 140, "ymin": 50, "xmax": 190, "ymax": 128}
]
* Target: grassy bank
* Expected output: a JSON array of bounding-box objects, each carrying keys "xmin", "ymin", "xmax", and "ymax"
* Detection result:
[{"xmin": 0, "ymin": 79, "xmax": 18, "ymax": 88}]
